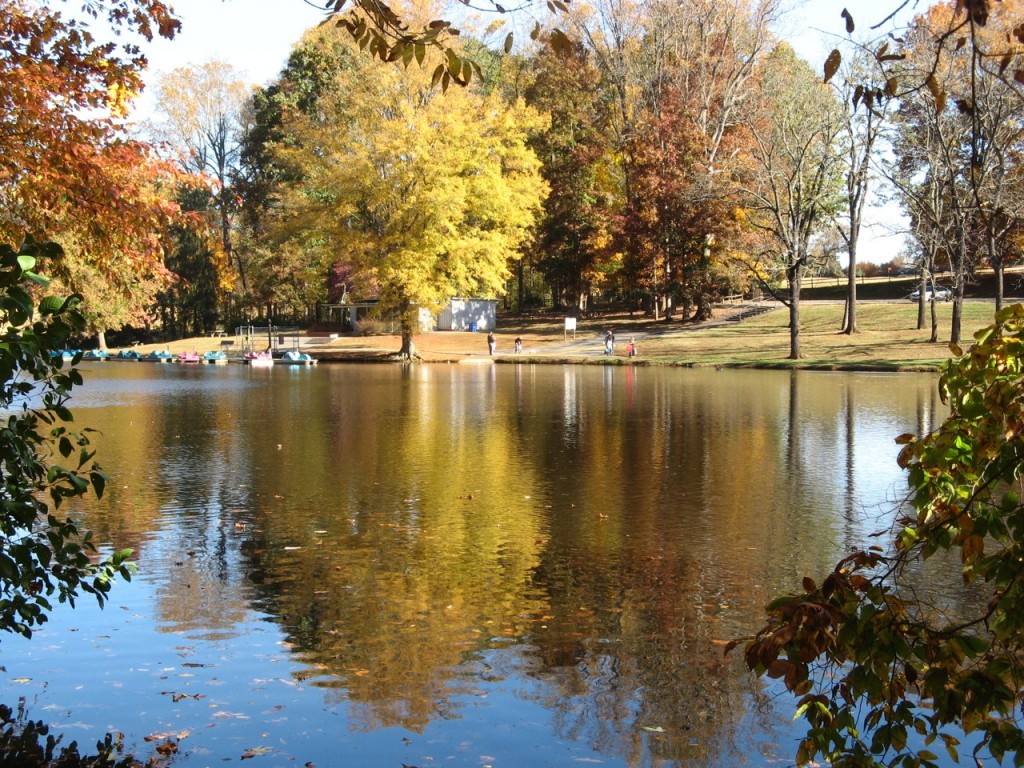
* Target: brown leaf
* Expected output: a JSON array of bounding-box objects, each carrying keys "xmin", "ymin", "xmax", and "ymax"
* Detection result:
[
  {"xmin": 841, "ymin": 8, "xmax": 854, "ymax": 34},
  {"xmin": 823, "ymin": 49, "xmax": 841, "ymax": 84}
]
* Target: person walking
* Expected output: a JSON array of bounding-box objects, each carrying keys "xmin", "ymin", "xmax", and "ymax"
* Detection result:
[
  {"xmin": 627, "ymin": 337, "xmax": 637, "ymax": 358},
  {"xmin": 514, "ymin": 337, "xmax": 522, "ymax": 354},
  {"xmin": 487, "ymin": 331, "xmax": 496, "ymax": 355}
]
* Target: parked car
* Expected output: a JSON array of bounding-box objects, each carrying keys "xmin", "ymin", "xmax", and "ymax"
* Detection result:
[{"xmin": 908, "ymin": 287, "xmax": 952, "ymax": 302}]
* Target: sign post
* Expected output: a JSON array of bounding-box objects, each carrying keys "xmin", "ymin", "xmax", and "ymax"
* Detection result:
[{"xmin": 564, "ymin": 317, "xmax": 577, "ymax": 341}]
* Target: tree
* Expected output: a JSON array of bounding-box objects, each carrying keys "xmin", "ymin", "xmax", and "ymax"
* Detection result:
[
  {"xmin": 155, "ymin": 186, "xmax": 231, "ymax": 339},
  {"xmin": 1, "ymin": 0, "xmax": 180, "ymax": 252},
  {"xmin": 0, "ymin": 238, "xmax": 133, "ymax": 638},
  {"xmin": 833, "ymin": 47, "xmax": 893, "ymax": 335},
  {"xmin": 742, "ymin": 44, "xmax": 844, "ymax": 360},
  {"xmin": 270, "ymin": 25, "xmax": 548, "ymax": 357},
  {"xmin": 1, "ymin": 0, "xmax": 192, "ymax": 347},
  {"xmin": 237, "ymin": 28, "xmax": 360, "ymax": 322},
  {"xmin": 739, "ymin": 301, "xmax": 1024, "ymax": 767},
  {"xmin": 905, "ymin": 1, "xmax": 1024, "ymax": 344},
  {"xmin": 951, "ymin": 2, "xmax": 1024, "ymax": 313},
  {"xmin": 152, "ymin": 62, "xmax": 252, "ymax": 301},
  {"xmin": 525, "ymin": 40, "xmax": 616, "ymax": 313}
]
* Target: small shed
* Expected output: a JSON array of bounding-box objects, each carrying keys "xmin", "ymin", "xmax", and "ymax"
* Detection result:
[{"xmin": 435, "ymin": 298, "xmax": 498, "ymax": 331}]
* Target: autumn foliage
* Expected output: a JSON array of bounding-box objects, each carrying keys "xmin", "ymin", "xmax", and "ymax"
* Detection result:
[{"xmin": 0, "ymin": 0, "xmax": 187, "ymax": 302}]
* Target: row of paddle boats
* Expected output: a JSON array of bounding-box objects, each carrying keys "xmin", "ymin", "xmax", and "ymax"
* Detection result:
[{"xmin": 51, "ymin": 349, "xmax": 317, "ymax": 366}]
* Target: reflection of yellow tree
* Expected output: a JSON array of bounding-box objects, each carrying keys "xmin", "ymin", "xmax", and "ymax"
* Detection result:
[
  {"xmin": 65, "ymin": 364, "xmax": 941, "ymax": 762},
  {"xmin": 243, "ymin": 366, "xmax": 548, "ymax": 731}
]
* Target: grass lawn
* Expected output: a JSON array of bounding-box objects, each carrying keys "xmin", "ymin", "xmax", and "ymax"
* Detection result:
[
  {"xmin": 636, "ymin": 301, "xmax": 1002, "ymax": 369},
  {"xmin": 119, "ymin": 299, "xmax": 1012, "ymax": 371}
]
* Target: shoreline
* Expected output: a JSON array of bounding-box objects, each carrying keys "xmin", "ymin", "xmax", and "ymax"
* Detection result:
[{"xmin": 105, "ymin": 301, "xmax": 1014, "ymax": 374}]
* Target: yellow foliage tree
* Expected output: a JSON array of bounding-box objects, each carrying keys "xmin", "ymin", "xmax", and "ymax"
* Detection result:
[{"xmin": 273, "ymin": 27, "xmax": 549, "ymax": 358}]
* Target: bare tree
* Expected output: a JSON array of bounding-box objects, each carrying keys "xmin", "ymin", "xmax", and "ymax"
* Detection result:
[
  {"xmin": 151, "ymin": 61, "xmax": 251, "ymax": 292},
  {"xmin": 833, "ymin": 47, "xmax": 893, "ymax": 334},
  {"xmin": 743, "ymin": 44, "xmax": 844, "ymax": 360}
]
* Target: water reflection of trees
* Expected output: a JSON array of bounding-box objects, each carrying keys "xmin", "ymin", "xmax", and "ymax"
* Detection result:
[{"xmin": 68, "ymin": 365, "xmax": 944, "ymax": 764}]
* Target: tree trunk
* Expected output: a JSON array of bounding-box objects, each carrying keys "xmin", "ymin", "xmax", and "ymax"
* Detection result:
[
  {"xmin": 986, "ymin": 226, "xmax": 1004, "ymax": 313},
  {"xmin": 694, "ymin": 294, "xmax": 712, "ymax": 322},
  {"xmin": 222, "ymin": 190, "xmax": 246, "ymax": 294},
  {"xmin": 843, "ymin": 246, "xmax": 858, "ymax": 334},
  {"xmin": 950, "ymin": 297, "xmax": 962, "ymax": 347},
  {"xmin": 399, "ymin": 333, "xmax": 417, "ymax": 359},
  {"xmin": 917, "ymin": 273, "xmax": 928, "ymax": 330},
  {"xmin": 929, "ymin": 297, "xmax": 938, "ymax": 344},
  {"xmin": 994, "ymin": 260, "xmax": 1004, "ymax": 313},
  {"xmin": 788, "ymin": 270, "xmax": 802, "ymax": 360},
  {"xmin": 397, "ymin": 302, "xmax": 418, "ymax": 360},
  {"xmin": 96, "ymin": 330, "xmax": 108, "ymax": 351}
]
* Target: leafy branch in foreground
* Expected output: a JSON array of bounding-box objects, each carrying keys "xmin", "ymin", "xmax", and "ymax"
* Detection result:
[
  {"xmin": 735, "ymin": 302, "xmax": 1024, "ymax": 767},
  {"xmin": 0, "ymin": 237, "xmax": 133, "ymax": 640},
  {"xmin": 313, "ymin": 0, "xmax": 574, "ymax": 89}
]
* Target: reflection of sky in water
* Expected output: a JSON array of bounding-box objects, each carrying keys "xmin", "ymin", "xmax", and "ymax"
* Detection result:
[
  {"xmin": 0, "ymin": 364, "xmax": 954, "ymax": 767},
  {"xmin": 69, "ymin": 362, "xmax": 271, "ymax": 408}
]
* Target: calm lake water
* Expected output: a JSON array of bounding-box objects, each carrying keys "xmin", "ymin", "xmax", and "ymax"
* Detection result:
[{"xmin": 0, "ymin": 362, "xmax": 946, "ymax": 767}]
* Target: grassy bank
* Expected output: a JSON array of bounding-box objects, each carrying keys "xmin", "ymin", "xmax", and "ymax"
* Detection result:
[
  {"xmin": 633, "ymin": 301, "xmax": 1000, "ymax": 370},
  {"xmin": 119, "ymin": 300, "xmax": 1010, "ymax": 371}
]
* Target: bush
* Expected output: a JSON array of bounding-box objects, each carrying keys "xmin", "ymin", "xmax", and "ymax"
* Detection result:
[{"xmin": 354, "ymin": 318, "xmax": 396, "ymax": 336}]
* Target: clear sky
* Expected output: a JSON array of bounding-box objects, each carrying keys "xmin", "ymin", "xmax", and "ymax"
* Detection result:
[{"xmin": 128, "ymin": 0, "xmax": 919, "ymax": 264}]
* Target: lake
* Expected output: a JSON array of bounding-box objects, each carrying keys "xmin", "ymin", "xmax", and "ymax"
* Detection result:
[{"xmin": 0, "ymin": 362, "xmax": 946, "ymax": 767}]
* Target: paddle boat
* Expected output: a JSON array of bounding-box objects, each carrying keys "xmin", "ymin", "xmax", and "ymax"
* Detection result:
[
  {"xmin": 83, "ymin": 349, "xmax": 109, "ymax": 361},
  {"xmin": 280, "ymin": 350, "xmax": 317, "ymax": 365},
  {"xmin": 115, "ymin": 349, "xmax": 141, "ymax": 361},
  {"xmin": 178, "ymin": 351, "xmax": 201, "ymax": 364},
  {"xmin": 244, "ymin": 350, "xmax": 274, "ymax": 367},
  {"xmin": 146, "ymin": 349, "xmax": 173, "ymax": 363},
  {"xmin": 202, "ymin": 350, "xmax": 228, "ymax": 365},
  {"xmin": 48, "ymin": 349, "xmax": 80, "ymax": 362}
]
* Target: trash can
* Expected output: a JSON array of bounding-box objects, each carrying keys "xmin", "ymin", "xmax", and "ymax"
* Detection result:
[{"xmin": 468, "ymin": 322, "xmax": 478, "ymax": 332}]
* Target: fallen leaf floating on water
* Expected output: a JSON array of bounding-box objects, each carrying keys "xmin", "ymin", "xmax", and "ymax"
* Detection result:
[
  {"xmin": 155, "ymin": 740, "xmax": 178, "ymax": 757},
  {"xmin": 241, "ymin": 746, "xmax": 274, "ymax": 759},
  {"xmin": 161, "ymin": 691, "xmax": 206, "ymax": 702}
]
